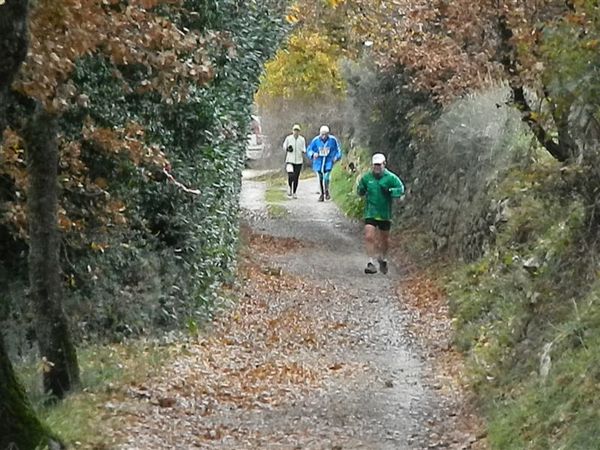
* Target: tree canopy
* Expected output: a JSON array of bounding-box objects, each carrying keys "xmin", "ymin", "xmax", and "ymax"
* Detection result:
[
  {"xmin": 256, "ymin": 31, "xmax": 345, "ymax": 106},
  {"xmin": 259, "ymin": 0, "xmax": 600, "ymax": 163}
]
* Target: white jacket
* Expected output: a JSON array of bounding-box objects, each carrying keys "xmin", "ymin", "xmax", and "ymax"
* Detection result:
[{"xmin": 282, "ymin": 134, "xmax": 306, "ymax": 164}]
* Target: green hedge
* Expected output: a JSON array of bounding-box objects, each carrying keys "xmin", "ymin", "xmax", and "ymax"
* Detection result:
[
  {"xmin": 1, "ymin": 0, "xmax": 290, "ymax": 347},
  {"xmin": 330, "ymin": 145, "xmax": 366, "ymax": 220}
]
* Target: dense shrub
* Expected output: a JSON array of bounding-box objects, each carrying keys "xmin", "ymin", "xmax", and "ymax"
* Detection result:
[
  {"xmin": 407, "ymin": 88, "xmax": 532, "ymax": 260},
  {"xmin": 342, "ymin": 60, "xmax": 438, "ymax": 178},
  {"xmin": 1, "ymin": 0, "xmax": 289, "ymax": 350}
]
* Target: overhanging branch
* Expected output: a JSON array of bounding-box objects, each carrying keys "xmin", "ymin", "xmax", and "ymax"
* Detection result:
[{"xmin": 496, "ymin": 13, "xmax": 573, "ymax": 162}]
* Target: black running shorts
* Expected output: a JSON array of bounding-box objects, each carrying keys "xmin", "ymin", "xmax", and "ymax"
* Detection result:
[{"xmin": 365, "ymin": 218, "xmax": 391, "ymax": 231}]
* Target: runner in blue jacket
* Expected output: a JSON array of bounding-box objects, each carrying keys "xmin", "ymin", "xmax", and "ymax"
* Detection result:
[{"xmin": 306, "ymin": 125, "xmax": 342, "ymax": 202}]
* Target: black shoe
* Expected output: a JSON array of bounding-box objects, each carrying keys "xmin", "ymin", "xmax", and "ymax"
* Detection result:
[
  {"xmin": 364, "ymin": 262, "xmax": 377, "ymax": 274},
  {"xmin": 325, "ymin": 191, "xmax": 331, "ymax": 200},
  {"xmin": 318, "ymin": 194, "xmax": 324, "ymax": 202},
  {"xmin": 378, "ymin": 258, "xmax": 388, "ymax": 274}
]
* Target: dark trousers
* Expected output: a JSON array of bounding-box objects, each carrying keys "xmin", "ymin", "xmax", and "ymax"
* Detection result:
[{"xmin": 287, "ymin": 164, "xmax": 302, "ymax": 193}]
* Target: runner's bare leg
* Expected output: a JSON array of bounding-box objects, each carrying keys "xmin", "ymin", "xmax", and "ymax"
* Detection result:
[
  {"xmin": 365, "ymin": 225, "xmax": 378, "ymax": 259},
  {"xmin": 379, "ymin": 229, "xmax": 389, "ymax": 260}
]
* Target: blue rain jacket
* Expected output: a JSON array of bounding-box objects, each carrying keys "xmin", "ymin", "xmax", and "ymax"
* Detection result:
[{"xmin": 306, "ymin": 135, "xmax": 342, "ymax": 172}]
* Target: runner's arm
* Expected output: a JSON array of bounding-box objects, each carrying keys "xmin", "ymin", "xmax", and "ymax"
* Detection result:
[
  {"xmin": 332, "ymin": 137, "xmax": 342, "ymax": 162},
  {"xmin": 306, "ymin": 138, "xmax": 317, "ymax": 160},
  {"xmin": 389, "ymin": 174, "xmax": 405, "ymax": 198}
]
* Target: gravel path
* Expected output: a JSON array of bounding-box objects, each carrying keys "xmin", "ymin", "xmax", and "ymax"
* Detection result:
[
  {"xmin": 239, "ymin": 171, "xmax": 442, "ymax": 449},
  {"xmin": 108, "ymin": 170, "xmax": 452, "ymax": 450}
]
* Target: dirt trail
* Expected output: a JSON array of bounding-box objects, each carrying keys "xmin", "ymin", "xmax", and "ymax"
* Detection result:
[
  {"xmin": 237, "ymin": 171, "xmax": 441, "ymax": 449},
  {"xmin": 106, "ymin": 170, "xmax": 471, "ymax": 449}
]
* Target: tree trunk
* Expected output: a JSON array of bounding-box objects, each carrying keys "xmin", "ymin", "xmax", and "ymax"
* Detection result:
[
  {"xmin": 0, "ymin": 331, "xmax": 62, "ymax": 450},
  {"xmin": 0, "ymin": 0, "xmax": 29, "ymax": 132},
  {"xmin": 0, "ymin": 1, "xmax": 66, "ymax": 445},
  {"xmin": 25, "ymin": 108, "xmax": 80, "ymax": 399},
  {"xmin": 0, "ymin": 0, "xmax": 60, "ymax": 446}
]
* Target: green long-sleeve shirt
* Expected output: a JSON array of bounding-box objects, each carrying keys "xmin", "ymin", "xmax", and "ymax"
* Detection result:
[{"xmin": 357, "ymin": 169, "xmax": 404, "ymax": 221}]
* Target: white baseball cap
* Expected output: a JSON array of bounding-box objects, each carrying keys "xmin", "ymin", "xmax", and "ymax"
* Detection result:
[
  {"xmin": 292, "ymin": 124, "xmax": 301, "ymax": 131},
  {"xmin": 372, "ymin": 153, "xmax": 386, "ymax": 164},
  {"xmin": 319, "ymin": 125, "xmax": 330, "ymax": 135}
]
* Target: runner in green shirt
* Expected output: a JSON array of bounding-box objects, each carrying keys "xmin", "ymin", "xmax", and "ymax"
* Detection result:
[{"xmin": 357, "ymin": 153, "xmax": 405, "ymax": 274}]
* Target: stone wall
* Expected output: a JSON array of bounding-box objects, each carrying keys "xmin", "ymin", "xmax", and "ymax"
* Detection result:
[{"xmin": 401, "ymin": 88, "xmax": 529, "ymax": 261}]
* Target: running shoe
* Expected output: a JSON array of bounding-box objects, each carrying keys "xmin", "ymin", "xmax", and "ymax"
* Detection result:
[
  {"xmin": 364, "ymin": 262, "xmax": 378, "ymax": 274},
  {"xmin": 378, "ymin": 258, "xmax": 388, "ymax": 274}
]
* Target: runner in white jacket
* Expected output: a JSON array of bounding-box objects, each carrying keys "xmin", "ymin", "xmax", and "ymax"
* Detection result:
[{"xmin": 282, "ymin": 124, "xmax": 306, "ymax": 198}]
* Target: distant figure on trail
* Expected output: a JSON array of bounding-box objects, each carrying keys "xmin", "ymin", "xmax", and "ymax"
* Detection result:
[
  {"xmin": 306, "ymin": 125, "xmax": 342, "ymax": 202},
  {"xmin": 282, "ymin": 124, "xmax": 306, "ymax": 199},
  {"xmin": 357, "ymin": 153, "xmax": 404, "ymax": 274}
]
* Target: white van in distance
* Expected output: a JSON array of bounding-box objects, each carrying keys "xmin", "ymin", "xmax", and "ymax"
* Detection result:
[{"xmin": 246, "ymin": 115, "xmax": 265, "ymax": 161}]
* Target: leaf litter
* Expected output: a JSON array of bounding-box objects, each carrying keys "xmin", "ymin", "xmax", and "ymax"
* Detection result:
[
  {"xmin": 100, "ymin": 230, "xmax": 369, "ymax": 449},
  {"xmin": 95, "ymin": 183, "xmax": 485, "ymax": 450},
  {"xmin": 391, "ymin": 233, "xmax": 488, "ymax": 450}
]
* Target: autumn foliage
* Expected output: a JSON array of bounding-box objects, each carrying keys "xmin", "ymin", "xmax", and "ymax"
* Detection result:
[
  {"xmin": 17, "ymin": 0, "xmax": 213, "ymax": 108},
  {"xmin": 267, "ymin": 0, "xmax": 600, "ymax": 165},
  {"xmin": 2, "ymin": 0, "xmax": 215, "ymax": 240},
  {"xmin": 256, "ymin": 31, "xmax": 345, "ymax": 106},
  {"xmin": 1, "ymin": 0, "xmax": 288, "ymax": 342}
]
